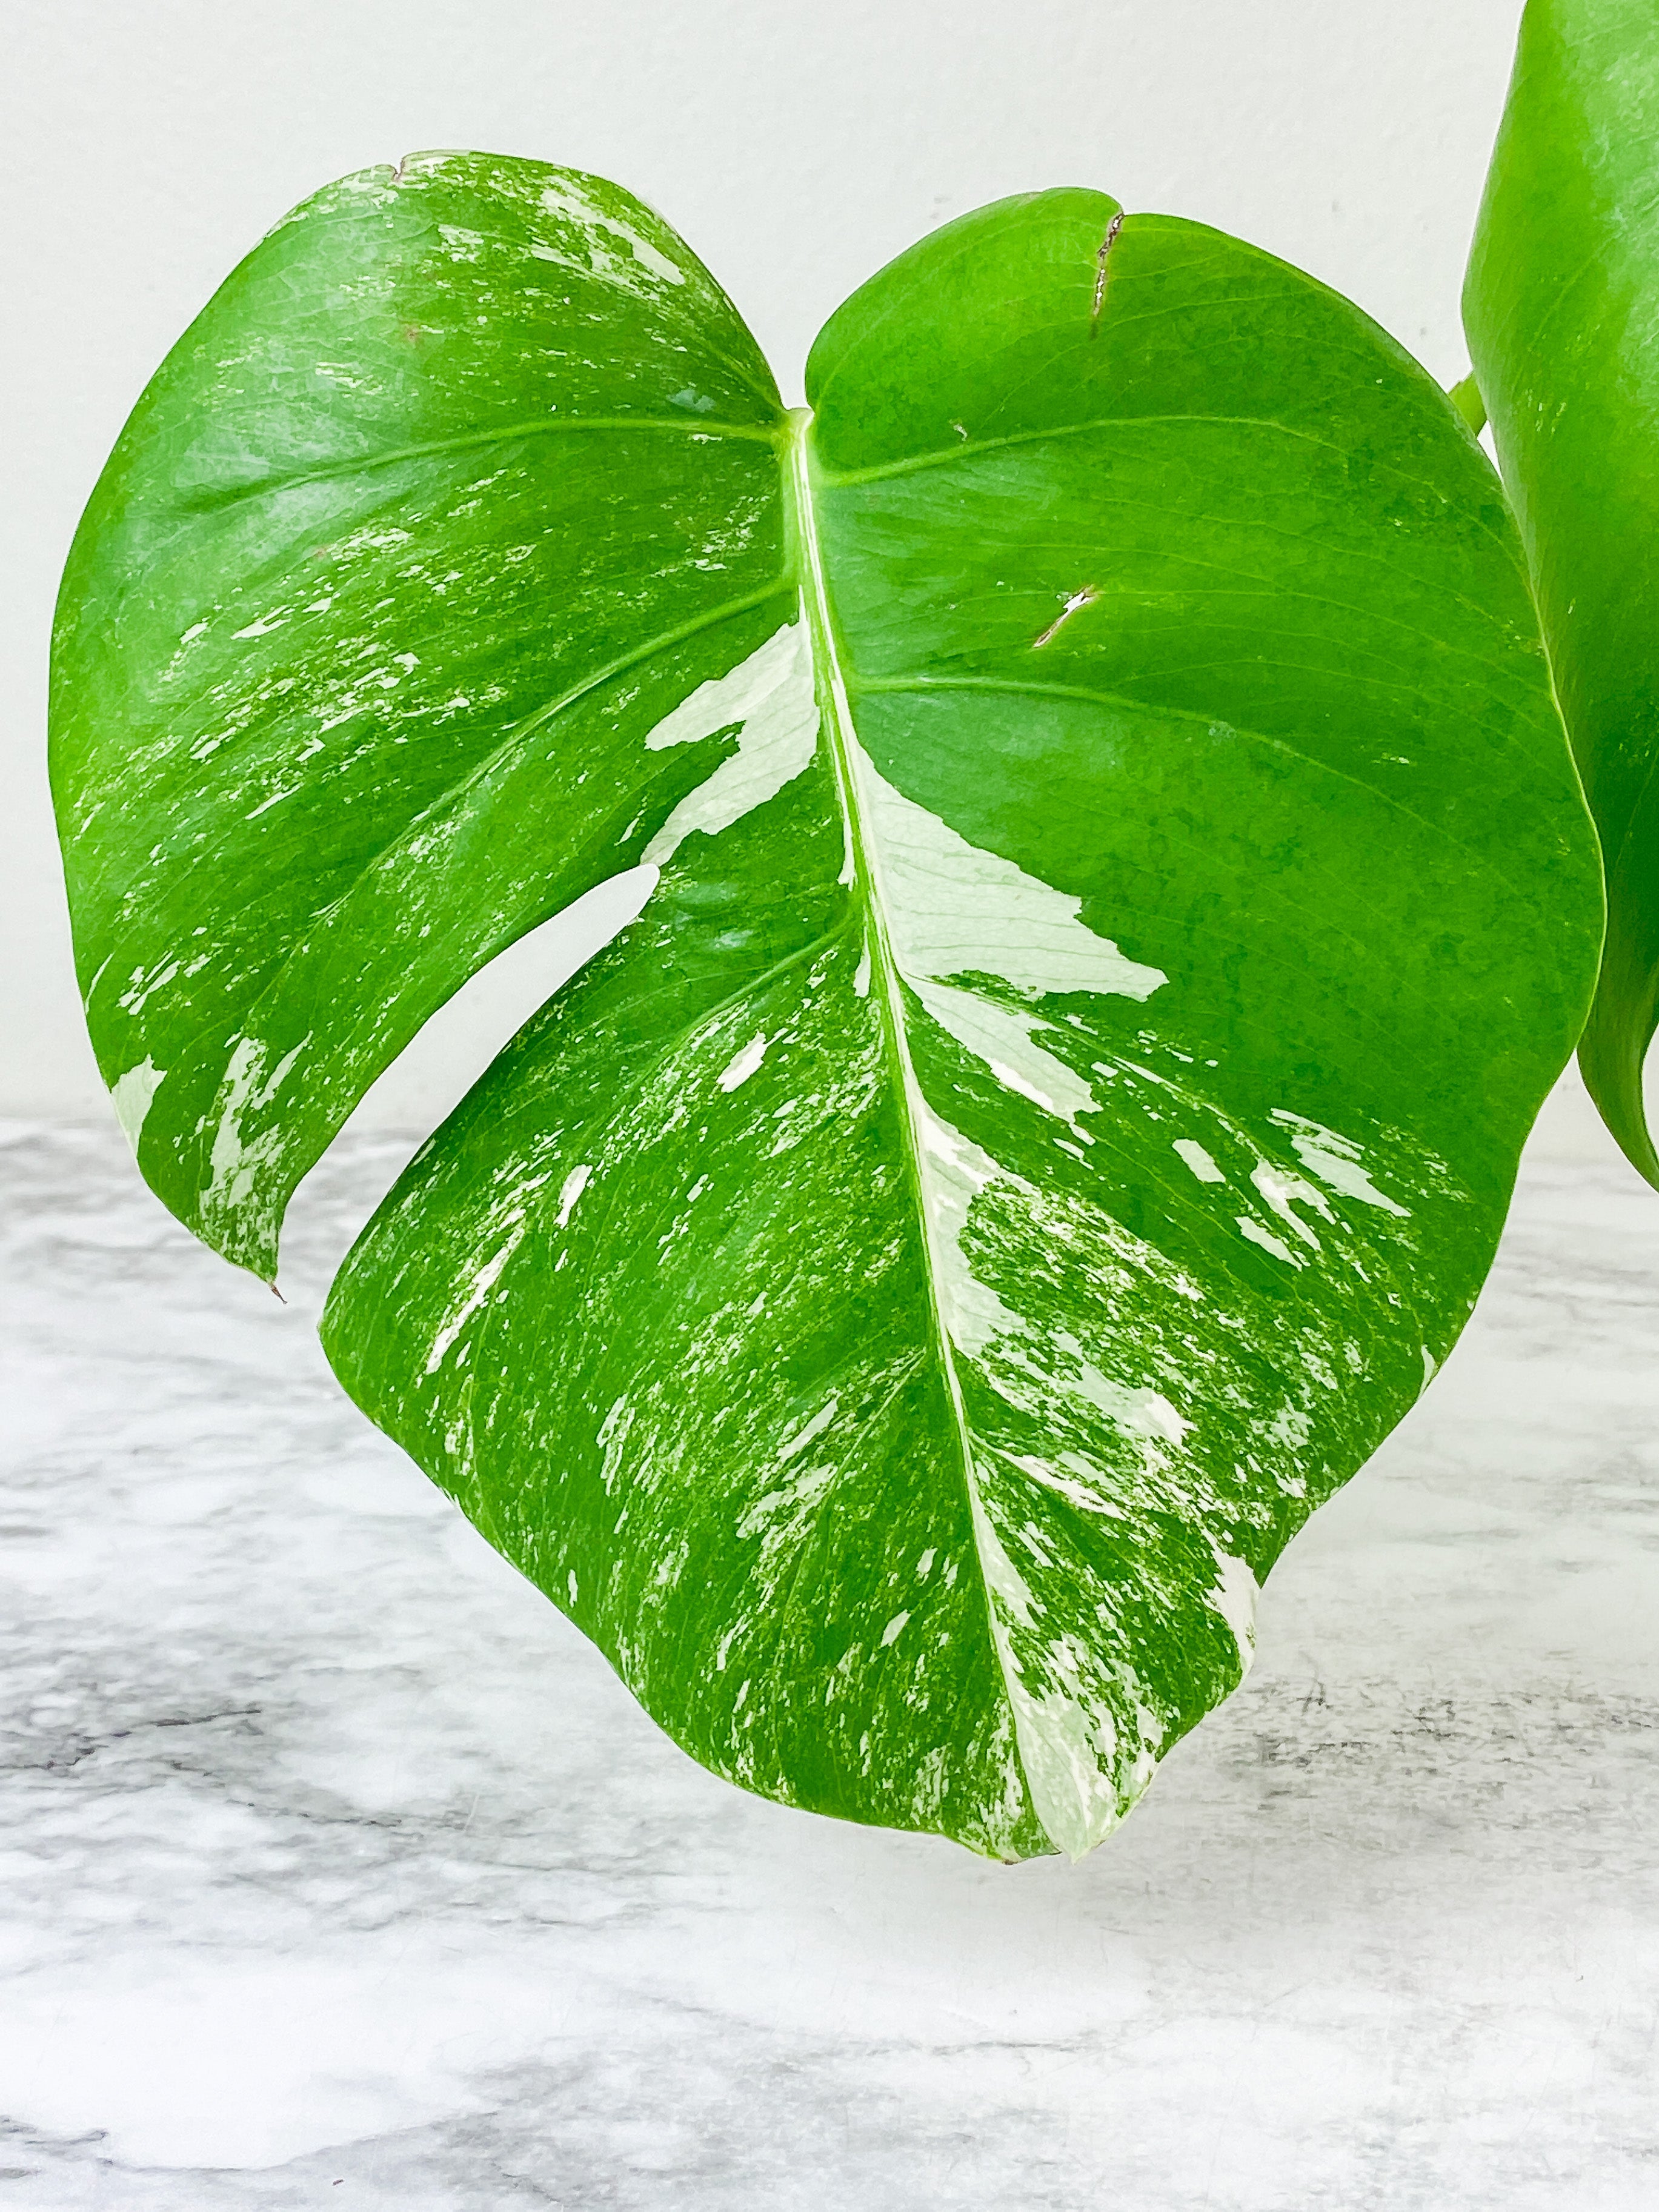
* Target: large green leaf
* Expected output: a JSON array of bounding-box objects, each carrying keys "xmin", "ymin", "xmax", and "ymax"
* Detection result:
[
  {"xmin": 1465, "ymin": 0, "xmax": 1659, "ymax": 1182},
  {"xmin": 52, "ymin": 154, "xmax": 1600, "ymax": 1859}
]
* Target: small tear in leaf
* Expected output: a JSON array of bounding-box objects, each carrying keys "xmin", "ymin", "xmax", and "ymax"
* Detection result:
[
  {"xmin": 1090, "ymin": 213, "xmax": 1124, "ymax": 337},
  {"xmin": 1033, "ymin": 586, "xmax": 1100, "ymax": 649}
]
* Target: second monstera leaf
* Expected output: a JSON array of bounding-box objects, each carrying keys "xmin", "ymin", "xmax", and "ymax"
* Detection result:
[
  {"xmin": 51, "ymin": 157, "xmax": 1600, "ymax": 1858},
  {"xmin": 1466, "ymin": 0, "xmax": 1659, "ymax": 1187}
]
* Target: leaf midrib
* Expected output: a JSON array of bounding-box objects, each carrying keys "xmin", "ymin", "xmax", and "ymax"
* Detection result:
[{"xmin": 784, "ymin": 408, "xmax": 1034, "ymax": 1838}]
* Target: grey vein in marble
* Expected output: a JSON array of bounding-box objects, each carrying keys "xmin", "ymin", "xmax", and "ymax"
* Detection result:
[{"xmin": 4, "ymin": 1121, "xmax": 1659, "ymax": 2208}]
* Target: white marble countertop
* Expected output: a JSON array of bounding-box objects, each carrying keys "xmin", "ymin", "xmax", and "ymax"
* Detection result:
[{"xmin": 5, "ymin": 1118, "xmax": 1659, "ymax": 2208}]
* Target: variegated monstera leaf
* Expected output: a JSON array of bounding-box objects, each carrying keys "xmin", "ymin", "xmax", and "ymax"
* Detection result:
[{"xmin": 52, "ymin": 157, "xmax": 1600, "ymax": 1859}]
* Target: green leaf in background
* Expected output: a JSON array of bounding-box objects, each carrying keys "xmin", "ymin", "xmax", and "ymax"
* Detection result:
[
  {"xmin": 1465, "ymin": 0, "xmax": 1659, "ymax": 1183},
  {"xmin": 52, "ymin": 156, "xmax": 1601, "ymax": 1859}
]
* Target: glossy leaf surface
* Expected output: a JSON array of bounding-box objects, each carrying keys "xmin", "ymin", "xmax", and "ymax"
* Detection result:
[
  {"xmin": 1465, "ymin": 0, "xmax": 1659, "ymax": 1181},
  {"xmin": 53, "ymin": 157, "xmax": 1601, "ymax": 1858}
]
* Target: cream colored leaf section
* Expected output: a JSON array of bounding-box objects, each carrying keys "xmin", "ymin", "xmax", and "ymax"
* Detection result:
[
  {"xmin": 537, "ymin": 179, "xmax": 690, "ymax": 290},
  {"xmin": 197, "ymin": 1034, "xmax": 310, "ymax": 1246},
  {"xmin": 1205, "ymin": 1544, "xmax": 1259, "ymax": 1673},
  {"xmin": 641, "ymin": 622, "xmax": 820, "ymax": 868},
  {"xmin": 967, "ymin": 1486, "xmax": 1163, "ymax": 1861},
  {"xmin": 110, "ymin": 1058, "xmax": 165, "ymax": 1152},
  {"xmin": 1173, "ymin": 1137, "xmax": 1226, "ymax": 1183},
  {"xmin": 1272, "ymin": 1109, "xmax": 1412, "ymax": 1217},
  {"xmin": 845, "ymin": 742, "xmax": 1165, "ymax": 1129}
]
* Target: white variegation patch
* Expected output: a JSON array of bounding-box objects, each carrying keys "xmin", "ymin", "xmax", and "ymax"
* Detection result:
[
  {"xmin": 1238, "ymin": 1215, "xmax": 1302, "ymax": 1267},
  {"xmin": 425, "ymin": 1226, "xmax": 526, "ymax": 1372},
  {"xmin": 1206, "ymin": 1544, "xmax": 1259, "ymax": 1672},
  {"xmin": 777, "ymin": 1397, "xmax": 839, "ymax": 1464},
  {"xmin": 1250, "ymin": 1160, "xmax": 1332, "ymax": 1250},
  {"xmin": 966, "ymin": 1483, "xmax": 1158, "ymax": 1859},
  {"xmin": 538, "ymin": 181, "xmax": 689, "ymax": 290},
  {"xmin": 1274, "ymin": 1109, "xmax": 1412, "ymax": 1217},
  {"xmin": 554, "ymin": 1165, "xmax": 591, "ymax": 1228},
  {"xmin": 110, "ymin": 1058, "xmax": 165, "ymax": 1152},
  {"xmin": 847, "ymin": 740, "xmax": 1165, "ymax": 1133},
  {"xmin": 910, "ymin": 1096, "xmax": 1026, "ymax": 1355},
  {"xmin": 642, "ymin": 623, "xmax": 820, "ymax": 868},
  {"xmin": 198, "ymin": 1034, "xmax": 310, "ymax": 1249},
  {"xmin": 1174, "ymin": 1137, "xmax": 1226, "ymax": 1183},
  {"xmin": 717, "ymin": 1032, "xmax": 768, "ymax": 1092}
]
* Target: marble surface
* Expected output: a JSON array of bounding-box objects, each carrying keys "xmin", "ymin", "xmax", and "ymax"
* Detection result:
[{"xmin": 6, "ymin": 1117, "xmax": 1659, "ymax": 2208}]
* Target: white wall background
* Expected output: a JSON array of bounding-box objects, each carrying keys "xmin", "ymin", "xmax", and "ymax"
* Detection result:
[{"xmin": 4, "ymin": 0, "xmax": 1607, "ymax": 1154}]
